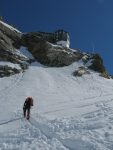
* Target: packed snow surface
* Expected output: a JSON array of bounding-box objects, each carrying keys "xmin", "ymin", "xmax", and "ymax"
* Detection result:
[{"xmin": 0, "ymin": 49, "xmax": 113, "ymax": 149}]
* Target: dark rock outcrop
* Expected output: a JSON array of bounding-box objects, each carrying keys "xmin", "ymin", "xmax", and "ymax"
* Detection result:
[
  {"xmin": 87, "ymin": 54, "xmax": 105, "ymax": 73},
  {"xmin": 73, "ymin": 66, "xmax": 90, "ymax": 77},
  {"xmin": 0, "ymin": 20, "xmax": 109, "ymax": 79},
  {"xmin": 100, "ymin": 71, "xmax": 110, "ymax": 79},
  {"xmin": 0, "ymin": 21, "xmax": 21, "ymax": 50},
  {"xmin": 0, "ymin": 21, "xmax": 29, "ymax": 77},
  {"xmin": 0, "ymin": 65, "xmax": 21, "ymax": 77},
  {"xmin": 82, "ymin": 53, "xmax": 110, "ymax": 79},
  {"xmin": 20, "ymin": 33, "xmax": 83, "ymax": 67}
]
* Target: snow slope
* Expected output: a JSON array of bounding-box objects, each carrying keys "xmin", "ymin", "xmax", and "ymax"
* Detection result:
[{"xmin": 0, "ymin": 49, "xmax": 113, "ymax": 149}]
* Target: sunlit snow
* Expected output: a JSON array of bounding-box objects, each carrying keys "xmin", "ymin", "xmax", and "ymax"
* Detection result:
[{"xmin": 0, "ymin": 48, "xmax": 113, "ymax": 149}]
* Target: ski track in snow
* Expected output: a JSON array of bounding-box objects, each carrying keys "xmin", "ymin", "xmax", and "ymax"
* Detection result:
[{"xmin": 0, "ymin": 61, "xmax": 113, "ymax": 149}]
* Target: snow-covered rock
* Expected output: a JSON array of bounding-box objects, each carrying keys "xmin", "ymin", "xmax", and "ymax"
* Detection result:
[
  {"xmin": 0, "ymin": 21, "xmax": 29, "ymax": 77},
  {"xmin": 21, "ymin": 33, "xmax": 83, "ymax": 66},
  {"xmin": 73, "ymin": 66, "xmax": 90, "ymax": 76},
  {"xmin": 0, "ymin": 61, "xmax": 22, "ymax": 77},
  {"xmin": 56, "ymin": 40, "xmax": 70, "ymax": 48}
]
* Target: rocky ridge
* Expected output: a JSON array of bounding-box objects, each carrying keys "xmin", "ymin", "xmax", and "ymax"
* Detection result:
[
  {"xmin": 0, "ymin": 21, "xmax": 29, "ymax": 77},
  {"xmin": 0, "ymin": 20, "xmax": 109, "ymax": 78},
  {"xmin": 20, "ymin": 33, "xmax": 83, "ymax": 67}
]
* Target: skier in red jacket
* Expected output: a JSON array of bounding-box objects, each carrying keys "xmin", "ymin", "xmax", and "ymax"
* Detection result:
[{"xmin": 23, "ymin": 97, "xmax": 33, "ymax": 120}]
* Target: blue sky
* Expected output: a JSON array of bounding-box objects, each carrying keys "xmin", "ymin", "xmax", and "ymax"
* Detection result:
[{"xmin": 0, "ymin": 0, "xmax": 113, "ymax": 74}]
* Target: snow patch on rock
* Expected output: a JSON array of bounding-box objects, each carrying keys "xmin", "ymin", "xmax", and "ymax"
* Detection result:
[{"xmin": 56, "ymin": 40, "xmax": 70, "ymax": 48}]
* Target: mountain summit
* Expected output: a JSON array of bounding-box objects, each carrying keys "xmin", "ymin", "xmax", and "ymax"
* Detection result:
[{"xmin": 0, "ymin": 20, "xmax": 109, "ymax": 78}]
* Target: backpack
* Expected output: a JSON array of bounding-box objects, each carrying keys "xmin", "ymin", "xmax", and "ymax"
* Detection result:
[{"xmin": 27, "ymin": 97, "xmax": 33, "ymax": 106}]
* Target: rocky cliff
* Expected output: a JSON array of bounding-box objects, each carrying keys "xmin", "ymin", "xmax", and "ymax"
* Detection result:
[
  {"xmin": 0, "ymin": 21, "xmax": 29, "ymax": 77},
  {"xmin": 0, "ymin": 20, "xmax": 109, "ymax": 78},
  {"xmin": 20, "ymin": 33, "xmax": 83, "ymax": 67}
]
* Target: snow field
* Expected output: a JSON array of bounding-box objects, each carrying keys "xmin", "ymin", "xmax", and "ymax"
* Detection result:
[{"xmin": 0, "ymin": 48, "xmax": 113, "ymax": 149}]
